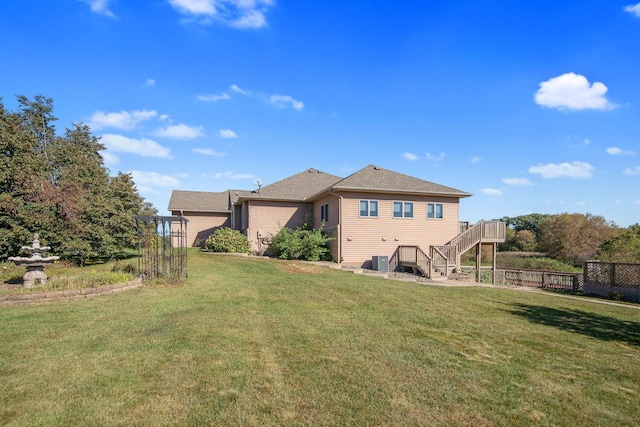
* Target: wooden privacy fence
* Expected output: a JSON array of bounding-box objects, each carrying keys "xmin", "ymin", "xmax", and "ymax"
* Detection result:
[
  {"xmin": 494, "ymin": 268, "xmax": 583, "ymax": 292},
  {"xmin": 583, "ymin": 261, "xmax": 640, "ymax": 303}
]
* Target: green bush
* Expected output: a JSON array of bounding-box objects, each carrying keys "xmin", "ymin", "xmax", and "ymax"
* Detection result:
[
  {"xmin": 204, "ymin": 228, "xmax": 250, "ymax": 254},
  {"xmin": 268, "ymin": 225, "xmax": 333, "ymax": 261},
  {"xmin": 497, "ymin": 255, "xmax": 581, "ymax": 272}
]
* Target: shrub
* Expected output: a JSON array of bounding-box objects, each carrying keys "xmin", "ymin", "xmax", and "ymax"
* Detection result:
[
  {"xmin": 268, "ymin": 224, "xmax": 333, "ymax": 261},
  {"xmin": 204, "ymin": 228, "xmax": 250, "ymax": 254}
]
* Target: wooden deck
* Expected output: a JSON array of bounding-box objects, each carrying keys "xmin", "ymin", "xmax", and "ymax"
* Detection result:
[{"xmin": 391, "ymin": 220, "xmax": 506, "ymax": 280}]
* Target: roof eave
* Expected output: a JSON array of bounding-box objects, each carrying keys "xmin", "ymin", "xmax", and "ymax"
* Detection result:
[{"xmin": 330, "ymin": 186, "xmax": 472, "ymax": 198}]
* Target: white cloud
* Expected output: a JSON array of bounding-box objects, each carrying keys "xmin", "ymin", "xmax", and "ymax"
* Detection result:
[
  {"xmin": 168, "ymin": 0, "xmax": 216, "ymax": 15},
  {"xmin": 130, "ymin": 170, "xmax": 180, "ymax": 188},
  {"xmin": 470, "ymin": 156, "xmax": 482, "ymax": 164},
  {"xmin": 218, "ymin": 129, "xmax": 238, "ymax": 139},
  {"xmin": 226, "ymin": 84, "xmax": 303, "ymax": 111},
  {"xmin": 198, "ymin": 93, "xmax": 231, "ymax": 101},
  {"xmin": 403, "ymin": 152, "xmax": 419, "ymax": 161},
  {"xmin": 212, "ymin": 171, "xmax": 255, "ymax": 179},
  {"xmin": 576, "ymin": 201, "xmax": 586, "ymax": 206},
  {"xmin": 89, "ymin": 110, "xmax": 157, "ymax": 131},
  {"xmin": 230, "ymin": 84, "xmax": 249, "ymax": 95},
  {"xmin": 535, "ymin": 72, "xmax": 615, "ymax": 110},
  {"xmin": 154, "ymin": 123, "xmax": 204, "ymax": 139},
  {"xmin": 482, "ymin": 188, "xmax": 503, "ymax": 196},
  {"xmin": 168, "ymin": 0, "xmax": 274, "ymax": 29},
  {"xmin": 426, "ymin": 152, "xmax": 445, "ymax": 161},
  {"xmin": 83, "ymin": 0, "xmax": 116, "ymax": 18},
  {"xmin": 624, "ymin": 3, "xmax": 640, "ymax": 17},
  {"xmin": 269, "ymin": 94, "xmax": 304, "ymax": 111},
  {"xmin": 144, "ymin": 78, "xmax": 156, "ymax": 87},
  {"xmin": 624, "ymin": 166, "xmax": 640, "ymax": 175},
  {"xmin": 502, "ymin": 177, "xmax": 533, "ymax": 186},
  {"xmin": 529, "ymin": 161, "xmax": 594, "ymax": 179},
  {"xmin": 100, "ymin": 134, "xmax": 172, "ymax": 158},
  {"xmin": 606, "ymin": 147, "xmax": 635, "ymax": 156},
  {"xmin": 583, "ymin": 138, "xmax": 591, "ymax": 145},
  {"xmin": 635, "ymin": 200, "xmax": 640, "ymax": 205},
  {"xmin": 193, "ymin": 148, "xmax": 227, "ymax": 156}
]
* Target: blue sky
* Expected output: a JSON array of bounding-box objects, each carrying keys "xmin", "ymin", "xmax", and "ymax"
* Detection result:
[{"xmin": 2, "ymin": 1, "xmax": 639, "ymax": 226}]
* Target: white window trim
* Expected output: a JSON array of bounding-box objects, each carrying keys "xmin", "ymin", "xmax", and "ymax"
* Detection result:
[
  {"xmin": 427, "ymin": 202, "xmax": 444, "ymax": 220},
  {"xmin": 393, "ymin": 201, "xmax": 414, "ymax": 219},
  {"xmin": 359, "ymin": 199, "xmax": 379, "ymax": 218}
]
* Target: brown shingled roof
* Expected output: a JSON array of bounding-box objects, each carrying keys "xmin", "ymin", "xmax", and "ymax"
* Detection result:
[
  {"xmin": 242, "ymin": 168, "xmax": 342, "ymax": 201},
  {"xmin": 168, "ymin": 190, "xmax": 231, "ymax": 213},
  {"xmin": 168, "ymin": 165, "xmax": 470, "ymax": 212},
  {"xmin": 330, "ymin": 165, "xmax": 471, "ymax": 197}
]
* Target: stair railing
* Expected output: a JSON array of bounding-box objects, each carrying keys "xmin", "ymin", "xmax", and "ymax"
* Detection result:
[{"xmin": 430, "ymin": 246, "xmax": 449, "ymax": 277}]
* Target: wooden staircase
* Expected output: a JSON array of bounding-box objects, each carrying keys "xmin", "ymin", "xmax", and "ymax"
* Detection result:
[{"xmin": 391, "ymin": 220, "xmax": 505, "ymax": 279}]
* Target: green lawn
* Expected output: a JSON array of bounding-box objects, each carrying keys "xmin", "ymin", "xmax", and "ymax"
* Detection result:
[{"xmin": 1, "ymin": 250, "xmax": 639, "ymax": 426}]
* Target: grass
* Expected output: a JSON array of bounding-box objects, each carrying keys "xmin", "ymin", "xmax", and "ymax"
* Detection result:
[
  {"xmin": 0, "ymin": 259, "xmax": 137, "ymax": 294},
  {"xmin": 1, "ymin": 249, "xmax": 639, "ymax": 426}
]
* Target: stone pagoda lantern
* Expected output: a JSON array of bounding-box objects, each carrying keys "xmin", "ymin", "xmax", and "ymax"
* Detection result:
[{"xmin": 8, "ymin": 233, "xmax": 60, "ymax": 288}]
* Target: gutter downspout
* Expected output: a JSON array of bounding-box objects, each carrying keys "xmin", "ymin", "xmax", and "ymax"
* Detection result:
[{"xmin": 329, "ymin": 191, "xmax": 343, "ymax": 264}]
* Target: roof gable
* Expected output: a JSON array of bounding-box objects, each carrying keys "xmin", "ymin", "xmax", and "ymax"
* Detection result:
[
  {"xmin": 330, "ymin": 165, "xmax": 471, "ymax": 197},
  {"xmin": 248, "ymin": 168, "xmax": 342, "ymax": 201}
]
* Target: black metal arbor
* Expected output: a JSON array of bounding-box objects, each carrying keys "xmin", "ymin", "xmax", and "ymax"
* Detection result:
[{"xmin": 135, "ymin": 216, "xmax": 188, "ymax": 282}]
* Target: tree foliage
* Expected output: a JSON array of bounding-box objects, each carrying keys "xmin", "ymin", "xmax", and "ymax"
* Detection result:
[
  {"xmin": 596, "ymin": 224, "xmax": 640, "ymax": 263},
  {"xmin": 0, "ymin": 95, "xmax": 155, "ymax": 263},
  {"xmin": 537, "ymin": 213, "xmax": 619, "ymax": 266},
  {"xmin": 204, "ymin": 227, "xmax": 251, "ymax": 253},
  {"xmin": 499, "ymin": 213, "xmax": 551, "ymax": 251}
]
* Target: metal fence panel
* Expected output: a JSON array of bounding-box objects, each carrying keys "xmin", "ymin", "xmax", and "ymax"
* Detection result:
[{"xmin": 135, "ymin": 216, "xmax": 188, "ymax": 282}]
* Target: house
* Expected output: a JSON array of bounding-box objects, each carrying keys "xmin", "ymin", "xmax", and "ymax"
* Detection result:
[{"xmin": 168, "ymin": 165, "xmax": 505, "ymax": 277}]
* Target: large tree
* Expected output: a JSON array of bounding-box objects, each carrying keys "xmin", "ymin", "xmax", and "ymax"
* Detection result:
[
  {"xmin": 596, "ymin": 224, "xmax": 640, "ymax": 263},
  {"xmin": 0, "ymin": 95, "xmax": 155, "ymax": 262},
  {"xmin": 538, "ymin": 213, "xmax": 619, "ymax": 266},
  {"xmin": 499, "ymin": 213, "xmax": 551, "ymax": 251}
]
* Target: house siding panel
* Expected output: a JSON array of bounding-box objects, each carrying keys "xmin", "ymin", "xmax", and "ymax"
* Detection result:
[
  {"xmin": 246, "ymin": 200, "xmax": 312, "ymax": 253},
  {"xmin": 336, "ymin": 192, "xmax": 460, "ymax": 266},
  {"xmin": 171, "ymin": 211, "xmax": 230, "ymax": 247}
]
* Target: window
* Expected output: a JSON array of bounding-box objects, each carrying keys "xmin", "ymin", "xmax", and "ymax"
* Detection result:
[
  {"xmin": 320, "ymin": 203, "xmax": 329, "ymax": 222},
  {"xmin": 393, "ymin": 201, "xmax": 414, "ymax": 218},
  {"xmin": 359, "ymin": 200, "xmax": 378, "ymax": 217},
  {"xmin": 427, "ymin": 203, "xmax": 443, "ymax": 219}
]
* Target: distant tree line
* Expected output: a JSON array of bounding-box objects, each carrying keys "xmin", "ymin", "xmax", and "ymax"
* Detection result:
[
  {"xmin": 499, "ymin": 213, "xmax": 640, "ymax": 266},
  {"xmin": 0, "ymin": 95, "xmax": 156, "ymax": 263}
]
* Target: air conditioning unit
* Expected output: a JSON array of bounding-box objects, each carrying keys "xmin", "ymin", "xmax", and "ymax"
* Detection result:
[{"xmin": 372, "ymin": 255, "xmax": 389, "ymax": 272}]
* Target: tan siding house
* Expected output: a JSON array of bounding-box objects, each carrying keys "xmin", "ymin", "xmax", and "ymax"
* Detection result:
[
  {"xmin": 332, "ymin": 192, "xmax": 460, "ymax": 266},
  {"xmin": 168, "ymin": 165, "xmax": 503, "ymax": 272}
]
